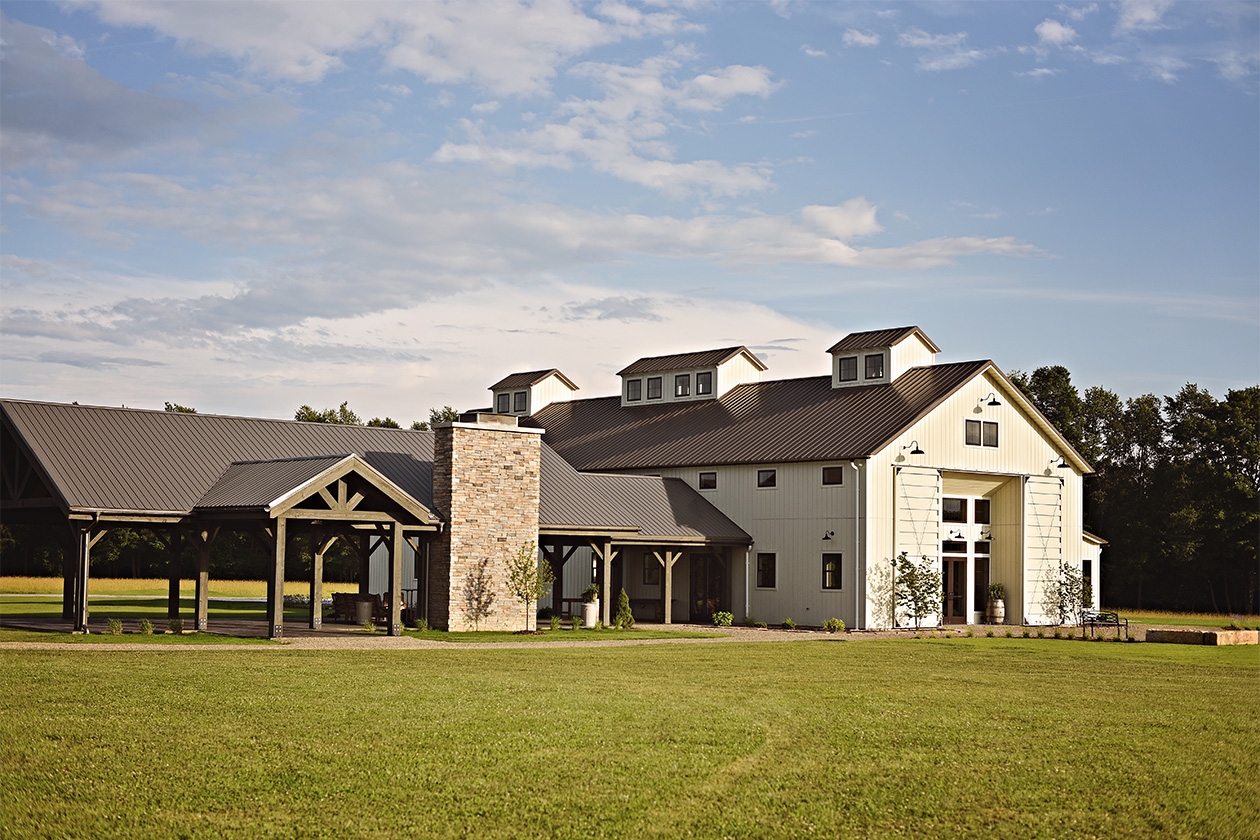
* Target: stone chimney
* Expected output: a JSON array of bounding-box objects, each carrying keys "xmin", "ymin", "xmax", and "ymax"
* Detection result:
[{"xmin": 428, "ymin": 415, "xmax": 543, "ymax": 631}]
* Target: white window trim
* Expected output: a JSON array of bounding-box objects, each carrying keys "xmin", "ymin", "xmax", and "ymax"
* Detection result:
[{"xmin": 756, "ymin": 468, "xmax": 778, "ymax": 490}]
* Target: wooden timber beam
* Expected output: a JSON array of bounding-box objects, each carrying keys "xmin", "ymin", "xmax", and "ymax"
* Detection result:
[{"xmin": 653, "ymin": 550, "xmax": 683, "ymax": 625}]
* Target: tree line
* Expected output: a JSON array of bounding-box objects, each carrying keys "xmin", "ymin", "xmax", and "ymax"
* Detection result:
[{"xmin": 1010, "ymin": 367, "xmax": 1258, "ymax": 615}]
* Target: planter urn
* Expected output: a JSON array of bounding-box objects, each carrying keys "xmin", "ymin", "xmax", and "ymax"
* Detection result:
[
  {"xmin": 582, "ymin": 600, "xmax": 599, "ymax": 629},
  {"xmin": 986, "ymin": 598, "xmax": 1006, "ymax": 625}
]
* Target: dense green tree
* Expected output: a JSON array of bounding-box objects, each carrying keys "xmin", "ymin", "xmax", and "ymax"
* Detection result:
[
  {"xmin": 163, "ymin": 402, "xmax": 197, "ymax": 414},
  {"xmin": 410, "ymin": 406, "xmax": 460, "ymax": 431},
  {"xmin": 294, "ymin": 401, "xmax": 363, "ymax": 425}
]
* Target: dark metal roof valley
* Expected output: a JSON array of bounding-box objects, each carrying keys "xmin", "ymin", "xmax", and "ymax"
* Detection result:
[
  {"xmin": 527, "ymin": 361, "xmax": 993, "ymax": 470},
  {"xmin": 194, "ymin": 455, "xmax": 353, "ymax": 510},
  {"xmin": 616, "ymin": 346, "xmax": 767, "ymax": 377},
  {"xmin": 827, "ymin": 326, "xmax": 941, "ymax": 354}
]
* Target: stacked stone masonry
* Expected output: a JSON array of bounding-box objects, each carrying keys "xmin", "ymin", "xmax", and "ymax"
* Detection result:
[{"xmin": 429, "ymin": 421, "xmax": 542, "ymax": 631}]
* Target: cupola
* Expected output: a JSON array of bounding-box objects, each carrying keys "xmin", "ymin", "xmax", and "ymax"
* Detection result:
[
  {"xmin": 827, "ymin": 326, "xmax": 939, "ymax": 389},
  {"xmin": 488, "ymin": 369, "xmax": 578, "ymax": 417},
  {"xmin": 616, "ymin": 346, "xmax": 766, "ymax": 407}
]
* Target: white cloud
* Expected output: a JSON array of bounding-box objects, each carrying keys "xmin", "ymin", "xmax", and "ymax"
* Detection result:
[
  {"xmin": 898, "ymin": 27, "xmax": 988, "ymax": 72},
  {"xmin": 1016, "ymin": 67, "xmax": 1060, "ymax": 78},
  {"xmin": 67, "ymin": 0, "xmax": 694, "ymax": 96},
  {"xmin": 842, "ymin": 29, "xmax": 880, "ymax": 48},
  {"xmin": 1058, "ymin": 3, "xmax": 1098, "ymax": 22},
  {"xmin": 801, "ymin": 45, "xmax": 827, "ymax": 58},
  {"xmin": 1035, "ymin": 19, "xmax": 1078, "ymax": 47},
  {"xmin": 470, "ymin": 101, "xmax": 501, "ymax": 113},
  {"xmin": 1115, "ymin": 0, "xmax": 1174, "ymax": 33},
  {"xmin": 898, "ymin": 28, "xmax": 967, "ymax": 50},
  {"xmin": 432, "ymin": 52, "xmax": 780, "ymax": 198}
]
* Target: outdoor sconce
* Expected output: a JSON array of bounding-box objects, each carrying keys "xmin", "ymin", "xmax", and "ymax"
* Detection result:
[
  {"xmin": 903, "ymin": 440, "xmax": 924, "ymax": 456},
  {"xmin": 980, "ymin": 392, "xmax": 1001, "ymax": 407},
  {"xmin": 822, "ymin": 530, "xmax": 835, "ymax": 541}
]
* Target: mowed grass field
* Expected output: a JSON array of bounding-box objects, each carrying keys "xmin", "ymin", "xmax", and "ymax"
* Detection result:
[{"xmin": 1, "ymin": 640, "xmax": 1255, "ymax": 840}]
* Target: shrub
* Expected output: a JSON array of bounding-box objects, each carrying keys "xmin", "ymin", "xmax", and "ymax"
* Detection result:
[
  {"xmin": 138, "ymin": 619, "xmax": 153, "ymax": 635},
  {"xmin": 941, "ymin": 630, "xmax": 952, "ymax": 640},
  {"xmin": 1053, "ymin": 628, "xmax": 1063, "ymax": 639},
  {"xmin": 413, "ymin": 617, "xmax": 429, "ymax": 632},
  {"xmin": 581, "ymin": 583, "xmax": 600, "ymax": 604},
  {"xmin": 1022, "ymin": 628, "xmax": 1031, "ymax": 638},
  {"xmin": 106, "ymin": 618, "xmax": 122, "ymax": 635},
  {"xmin": 754, "ymin": 621, "xmax": 768, "ymax": 629},
  {"xmin": 712, "ymin": 611, "xmax": 733, "ymax": 627},
  {"xmin": 821, "ymin": 618, "xmax": 845, "ymax": 633},
  {"xmin": 965, "ymin": 627, "xmax": 974, "ymax": 637},
  {"xmin": 782, "ymin": 618, "xmax": 796, "ymax": 630},
  {"xmin": 362, "ymin": 619, "xmax": 376, "ymax": 632},
  {"xmin": 570, "ymin": 615, "xmax": 581, "ymax": 630},
  {"xmin": 537, "ymin": 607, "xmax": 554, "ymax": 621},
  {"xmin": 743, "ymin": 615, "xmax": 757, "ymax": 627},
  {"xmin": 1005, "ymin": 629, "xmax": 1013, "ymax": 638},
  {"xmin": 595, "ymin": 620, "xmax": 605, "ymax": 631},
  {"xmin": 1036, "ymin": 628, "xmax": 1045, "ymax": 638},
  {"xmin": 985, "ymin": 629, "xmax": 995, "ymax": 638},
  {"xmin": 988, "ymin": 582, "xmax": 1005, "ymax": 601},
  {"xmin": 549, "ymin": 615, "xmax": 561, "ymax": 631},
  {"xmin": 169, "ymin": 618, "xmax": 184, "ymax": 634},
  {"xmin": 614, "ymin": 588, "xmax": 634, "ymax": 629}
]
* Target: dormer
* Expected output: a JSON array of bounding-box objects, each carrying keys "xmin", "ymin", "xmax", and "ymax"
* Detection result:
[
  {"xmin": 489, "ymin": 369, "xmax": 578, "ymax": 417},
  {"xmin": 827, "ymin": 326, "xmax": 940, "ymax": 389},
  {"xmin": 617, "ymin": 346, "xmax": 766, "ymax": 407}
]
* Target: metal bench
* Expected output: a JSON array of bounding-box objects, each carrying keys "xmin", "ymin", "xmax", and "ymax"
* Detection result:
[{"xmin": 1082, "ymin": 609, "xmax": 1129, "ymax": 640}]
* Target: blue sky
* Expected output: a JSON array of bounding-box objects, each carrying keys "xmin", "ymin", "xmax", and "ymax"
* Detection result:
[{"xmin": 2, "ymin": 0, "xmax": 1256, "ymax": 423}]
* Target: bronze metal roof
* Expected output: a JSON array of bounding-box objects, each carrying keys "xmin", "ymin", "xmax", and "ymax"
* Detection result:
[
  {"xmin": 2, "ymin": 399, "xmax": 745, "ymax": 542},
  {"xmin": 528, "ymin": 361, "xmax": 993, "ymax": 471},
  {"xmin": 616, "ymin": 346, "xmax": 767, "ymax": 377},
  {"xmin": 489, "ymin": 369, "xmax": 578, "ymax": 391},
  {"xmin": 827, "ymin": 326, "xmax": 941, "ymax": 354}
]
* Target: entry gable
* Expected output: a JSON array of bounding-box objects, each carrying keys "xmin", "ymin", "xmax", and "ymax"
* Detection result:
[{"xmin": 196, "ymin": 454, "xmax": 433, "ymax": 525}]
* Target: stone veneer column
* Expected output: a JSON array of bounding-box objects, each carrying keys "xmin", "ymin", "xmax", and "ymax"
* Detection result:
[{"xmin": 429, "ymin": 417, "xmax": 543, "ymax": 631}]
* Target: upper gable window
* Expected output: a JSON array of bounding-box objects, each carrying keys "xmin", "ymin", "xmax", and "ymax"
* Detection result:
[
  {"xmin": 513, "ymin": 391, "xmax": 527, "ymax": 413},
  {"xmin": 647, "ymin": 377, "xmax": 662, "ymax": 400},
  {"xmin": 675, "ymin": 374, "xmax": 690, "ymax": 397},
  {"xmin": 822, "ymin": 466, "xmax": 845, "ymax": 486},
  {"xmin": 966, "ymin": 420, "xmax": 998, "ymax": 448},
  {"xmin": 864, "ymin": 353, "xmax": 885, "ymax": 380},
  {"xmin": 757, "ymin": 469, "xmax": 777, "ymax": 488},
  {"xmin": 838, "ymin": 356, "xmax": 858, "ymax": 382},
  {"xmin": 496, "ymin": 393, "xmax": 510, "ymax": 414},
  {"xmin": 698, "ymin": 471, "xmax": 717, "ymax": 490},
  {"xmin": 696, "ymin": 371, "xmax": 713, "ymax": 395},
  {"xmin": 626, "ymin": 379, "xmax": 642, "ymax": 402}
]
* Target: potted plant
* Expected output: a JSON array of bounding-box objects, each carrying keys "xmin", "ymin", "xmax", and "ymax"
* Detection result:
[
  {"xmin": 581, "ymin": 583, "xmax": 600, "ymax": 629},
  {"xmin": 987, "ymin": 582, "xmax": 1006, "ymax": 625}
]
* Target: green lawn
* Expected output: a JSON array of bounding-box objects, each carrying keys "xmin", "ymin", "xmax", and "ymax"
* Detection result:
[
  {"xmin": 0, "ymin": 628, "xmax": 276, "ymax": 645},
  {"xmin": 0, "ymin": 594, "xmax": 314, "ymax": 623},
  {"xmin": 1, "ymin": 640, "xmax": 1255, "ymax": 839}
]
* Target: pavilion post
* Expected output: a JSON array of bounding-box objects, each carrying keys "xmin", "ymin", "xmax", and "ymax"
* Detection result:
[
  {"xmin": 359, "ymin": 532, "xmax": 371, "ymax": 596},
  {"xmin": 655, "ymin": 550, "xmax": 681, "ymax": 625},
  {"xmin": 388, "ymin": 521, "xmax": 403, "ymax": 636},
  {"xmin": 311, "ymin": 533, "xmax": 336, "ymax": 630},
  {"xmin": 268, "ymin": 518, "xmax": 287, "ymax": 639},
  {"xmin": 600, "ymin": 540, "xmax": 614, "ymax": 627},
  {"xmin": 73, "ymin": 527, "xmax": 105, "ymax": 633},
  {"xmin": 193, "ymin": 528, "xmax": 217, "ymax": 632}
]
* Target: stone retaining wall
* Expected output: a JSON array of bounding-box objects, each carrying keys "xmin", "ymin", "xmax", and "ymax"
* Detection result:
[{"xmin": 1145, "ymin": 628, "xmax": 1259, "ymax": 646}]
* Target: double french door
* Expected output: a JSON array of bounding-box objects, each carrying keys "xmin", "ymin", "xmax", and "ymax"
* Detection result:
[{"xmin": 941, "ymin": 496, "xmax": 992, "ymax": 624}]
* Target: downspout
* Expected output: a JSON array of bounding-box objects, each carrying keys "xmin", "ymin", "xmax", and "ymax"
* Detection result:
[
  {"xmin": 852, "ymin": 460, "xmax": 861, "ymax": 629},
  {"xmin": 735, "ymin": 549, "xmax": 745, "ymax": 622}
]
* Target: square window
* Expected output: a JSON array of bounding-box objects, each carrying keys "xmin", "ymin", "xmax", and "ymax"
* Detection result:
[
  {"xmin": 823, "ymin": 553, "xmax": 842, "ymax": 590},
  {"xmin": 756, "ymin": 553, "xmax": 777, "ymax": 589},
  {"xmin": 943, "ymin": 497, "xmax": 967, "ymax": 523},
  {"xmin": 757, "ymin": 469, "xmax": 777, "ymax": 488},
  {"xmin": 974, "ymin": 541, "xmax": 991, "ymax": 555},
  {"xmin": 626, "ymin": 379, "xmax": 642, "ymax": 401},
  {"xmin": 698, "ymin": 471, "xmax": 717, "ymax": 490},
  {"xmin": 647, "ymin": 377, "xmax": 662, "ymax": 399},
  {"xmin": 982, "ymin": 421, "xmax": 999, "ymax": 447},
  {"xmin": 974, "ymin": 498, "xmax": 991, "ymax": 525},
  {"xmin": 512, "ymin": 391, "xmax": 527, "ymax": 413},
  {"xmin": 822, "ymin": 466, "xmax": 845, "ymax": 486},
  {"xmin": 643, "ymin": 558, "xmax": 661, "ymax": 586},
  {"xmin": 965, "ymin": 419, "xmax": 982, "ymax": 446},
  {"xmin": 865, "ymin": 353, "xmax": 884, "ymax": 380},
  {"xmin": 838, "ymin": 356, "xmax": 858, "ymax": 382},
  {"xmin": 496, "ymin": 393, "xmax": 510, "ymax": 414},
  {"xmin": 675, "ymin": 374, "xmax": 691, "ymax": 397},
  {"xmin": 696, "ymin": 371, "xmax": 713, "ymax": 395}
]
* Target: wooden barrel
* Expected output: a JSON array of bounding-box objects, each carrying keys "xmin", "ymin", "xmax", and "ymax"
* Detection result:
[{"xmin": 987, "ymin": 599, "xmax": 1006, "ymax": 625}]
